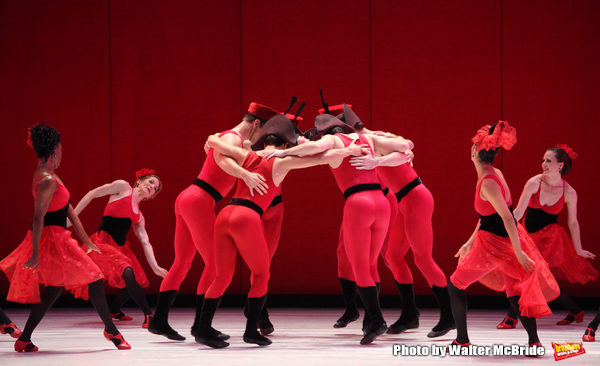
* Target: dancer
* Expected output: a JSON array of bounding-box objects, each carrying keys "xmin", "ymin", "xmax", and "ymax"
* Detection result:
[
  {"xmin": 0, "ymin": 122, "xmax": 130, "ymax": 352},
  {"xmin": 342, "ymin": 104, "xmax": 455, "ymax": 337},
  {"xmin": 448, "ymin": 121, "xmax": 559, "ymax": 349},
  {"xmin": 496, "ymin": 145, "xmax": 597, "ymax": 330},
  {"xmin": 70, "ymin": 169, "xmax": 167, "ymax": 328},
  {"xmin": 196, "ymin": 114, "xmax": 365, "ymax": 348},
  {"xmin": 262, "ymin": 112, "xmax": 412, "ymax": 344},
  {"xmin": 148, "ymin": 102, "xmax": 279, "ymax": 341},
  {"xmin": 0, "ymin": 307, "xmax": 22, "ymax": 339}
]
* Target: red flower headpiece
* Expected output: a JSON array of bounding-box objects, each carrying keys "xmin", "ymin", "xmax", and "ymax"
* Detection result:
[
  {"xmin": 135, "ymin": 168, "xmax": 155, "ymax": 179},
  {"xmin": 472, "ymin": 120, "xmax": 517, "ymax": 151},
  {"xmin": 555, "ymin": 144, "xmax": 578, "ymax": 160},
  {"xmin": 27, "ymin": 129, "xmax": 33, "ymax": 148}
]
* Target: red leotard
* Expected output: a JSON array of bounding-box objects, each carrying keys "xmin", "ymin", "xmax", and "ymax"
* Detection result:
[
  {"xmin": 0, "ymin": 175, "xmax": 103, "ymax": 303},
  {"xmin": 450, "ymin": 175, "xmax": 559, "ymax": 318},
  {"xmin": 207, "ymin": 152, "xmax": 277, "ymax": 299},
  {"xmin": 376, "ymin": 163, "xmax": 447, "ymax": 288},
  {"xmin": 331, "ymin": 134, "xmax": 390, "ymax": 288},
  {"xmin": 525, "ymin": 179, "xmax": 598, "ymax": 284},
  {"xmin": 160, "ymin": 130, "xmax": 242, "ymax": 294}
]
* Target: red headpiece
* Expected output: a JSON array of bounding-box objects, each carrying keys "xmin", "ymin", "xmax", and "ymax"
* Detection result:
[
  {"xmin": 135, "ymin": 168, "xmax": 156, "ymax": 179},
  {"xmin": 247, "ymin": 102, "xmax": 280, "ymax": 123},
  {"xmin": 555, "ymin": 144, "xmax": 578, "ymax": 160},
  {"xmin": 27, "ymin": 129, "xmax": 33, "ymax": 148},
  {"xmin": 472, "ymin": 120, "xmax": 517, "ymax": 151}
]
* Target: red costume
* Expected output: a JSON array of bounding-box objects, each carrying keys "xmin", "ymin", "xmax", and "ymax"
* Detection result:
[
  {"xmin": 0, "ymin": 176, "xmax": 104, "ymax": 303},
  {"xmin": 450, "ymin": 175, "xmax": 560, "ymax": 318},
  {"xmin": 524, "ymin": 179, "xmax": 598, "ymax": 284},
  {"xmin": 160, "ymin": 130, "xmax": 241, "ymax": 294}
]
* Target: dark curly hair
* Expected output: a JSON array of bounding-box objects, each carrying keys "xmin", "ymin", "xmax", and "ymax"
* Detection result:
[
  {"xmin": 28, "ymin": 121, "xmax": 61, "ymax": 160},
  {"xmin": 546, "ymin": 147, "xmax": 572, "ymax": 175},
  {"xmin": 477, "ymin": 123, "xmax": 499, "ymax": 164}
]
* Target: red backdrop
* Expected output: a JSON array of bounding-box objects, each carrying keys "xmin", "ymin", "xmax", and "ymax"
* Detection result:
[{"xmin": 1, "ymin": 0, "xmax": 598, "ymax": 300}]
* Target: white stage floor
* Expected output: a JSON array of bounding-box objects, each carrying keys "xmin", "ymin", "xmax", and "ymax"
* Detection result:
[{"xmin": 1, "ymin": 307, "xmax": 597, "ymax": 365}]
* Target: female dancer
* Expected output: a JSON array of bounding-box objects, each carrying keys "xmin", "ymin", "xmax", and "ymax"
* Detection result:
[
  {"xmin": 342, "ymin": 104, "xmax": 454, "ymax": 338},
  {"xmin": 0, "ymin": 122, "xmax": 130, "ymax": 352},
  {"xmin": 262, "ymin": 113, "xmax": 412, "ymax": 345},
  {"xmin": 496, "ymin": 145, "xmax": 597, "ymax": 330},
  {"xmin": 448, "ymin": 121, "xmax": 559, "ymax": 349},
  {"xmin": 0, "ymin": 308, "xmax": 22, "ymax": 338},
  {"xmin": 196, "ymin": 114, "xmax": 364, "ymax": 348},
  {"xmin": 148, "ymin": 103, "xmax": 278, "ymax": 341},
  {"xmin": 70, "ymin": 169, "xmax": 167, "ymax": 328}
]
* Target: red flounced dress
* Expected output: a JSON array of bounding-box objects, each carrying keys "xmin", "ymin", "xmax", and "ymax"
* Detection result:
[
  {"xmin": 524, "ymin": 179, "xmax": 598, "ymax": 284},
  {"xmin": 0, "ymin": 175, "xmax": 104, "ymax": 303},
  {"xmin": 455, "ymin": 175, "xmax": 560, "ymax": 318}
]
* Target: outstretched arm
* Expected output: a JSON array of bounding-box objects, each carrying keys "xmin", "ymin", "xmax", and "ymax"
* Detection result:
[
  {"xmin": 133, "ymin": 214, "xmax": 168, "ymax": 277},
  {"xmin": 564, "ymin": 186, "xmax": 595, "ymax": 259},
  {"xmin": 73, "ymin": 180, "xmax": 130, "ymax": 216},
  {"xmin": 206, "ymin": 134, "xmax": 248, "ymax": 166},
  {"xmin": 368, "ymin": 134, "xmax": 414, "ymax": 154},
  {"xmin": 216, "ymin": 154, "xmax": 268, "ymax": 196},
  {"xmin": 349, "ymin": 151, "xmax": 409, "ymax": 170},
  {"xmin": 260, "ymin": 135, "xmax": 336, "ymax": 160}
]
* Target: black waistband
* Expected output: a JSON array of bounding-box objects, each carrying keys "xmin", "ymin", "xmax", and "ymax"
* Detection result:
[
  {"xmin": 29, "ymin": 202, "xmax": 70, "ymax": 231},
  {"xmin": 479, "ymin": 205, "xmax": 515, "ymax": 238},
  {"xmin": 228, "ymin": 198, "xmax": 264, "ymax": 217},
  {"xmin": 382, "ymin": 187, "xmax": 390, "ymax": 196},
  {"xmin": 269, "ymin": 195, "xmax": 283, "ymax": 207},
  {"xmin": 524, "ymin": 207, "xmax": 558, "ymax": 233},
  {"xmin": 193, "ymin": 178, "xmax": 224, "ymax": 203},
  {"xmin": 97, "ymin": 216, "xmax": 132, "ymax": 246},
  {"xmin": 343, "ymin": 183, "xmax": 382, "ymax": 200},
  {"xmin": 395, "ymin": 177, "xmax": 423, "ymax": 203}
]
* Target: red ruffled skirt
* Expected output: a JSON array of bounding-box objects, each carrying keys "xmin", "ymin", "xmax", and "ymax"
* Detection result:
[
  {"xmin": 457, "ymin": 224, "xmax": 559, "ymax": 318},
  {"xmin": 0, "ymin": 227, "xmax": 104, "ymax": 303},
  {"xmin": 71, "ymin": 230, "xmax": 149, "ymax": 299},
  {"xmin": 529, "ymin": 224, "xmax": 598, "ymax": 284}
]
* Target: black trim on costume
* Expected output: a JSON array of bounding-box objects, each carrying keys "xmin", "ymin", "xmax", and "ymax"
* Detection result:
[
  {"xmin": 193, "ymin": 178, "xmax": 224, "ymax": 203},
  {"xmin": 97, "ymin": 216, "xmax": 132, "ymax": 246},
  {"xmin": 382, "ymin": 187, "xmax": 390, "ymax": 196},
  {"xmin": 343, "ymin": 183, "xmax": 382, "ymax": 200},
  {"xmin": 228, "ymin": 198, "xmax": 264, "ymax": 217},
  {"xmin": 395, "ymin": 177, "xmax": 422, "ymax": 203},
  {"xmin": 479, "ymin": 205, "xmax": 516, "ymax": 238},
  {"xmin": 29, "ymin": 202, "xmax": 70, "ymax": 230},
  {"xmin": 524, "ymin": 207, "xmax": 558, "ymax": 233},
  {"xmin": 269, "ymin": 195, "xmax": 282, "ymax": 207}
]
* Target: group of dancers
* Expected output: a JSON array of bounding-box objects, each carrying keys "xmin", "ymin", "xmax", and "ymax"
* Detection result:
[{"xmin": 1, "ymin": 93, "xmax": 599, "ymax": 353}]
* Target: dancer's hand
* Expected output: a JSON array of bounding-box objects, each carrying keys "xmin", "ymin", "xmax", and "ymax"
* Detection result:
[
  {"xmin": 349, "ymin": 151, "xmax": 378, "ymax": 170},
  {"xmin": 259, "ymin": 149, "xmax": 286, "ymax": 160},
  {"xmin": 347, "ymin": 141, "xmax": 369, "ymax": 157},
  {"xmin": 242, "ymin": 171, "xmax": 268, "ymax": 196},
  {"xmin": 404, "ymin": 150, "xmax": 414, "ymax": 164},
  {"xmin": 454, "ymin": 243, "xmax": 472, "ymax": 264},
  {"xmin": 153, "ymin": 266, "xmax": 168, "ymax": 278},
  {"xmin": 515, "ymin": 250, "xmax": 535, "ymax": 273},
  {"xmin": 84, "ymin": 242, "xmax": 101, "ymax": 254},
  {"xmin": 576, "ymin": 249, "xmax": 596, "ymax": 259},
  {"xmin": 22, "ymin": 254, "xmax": 40, "ymax": 272}
]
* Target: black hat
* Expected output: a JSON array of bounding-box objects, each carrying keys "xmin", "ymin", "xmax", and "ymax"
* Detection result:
[
  {"xmin": 314, "ymin": 113, "xmax": 355, "ymax": 137},
  {"xmin": 251, "ymin": 114, "xmax": 299, "ymax": 151},
  {"xmin": 342, "ymin": 103, "xmax": 362, "ymax": 129}
]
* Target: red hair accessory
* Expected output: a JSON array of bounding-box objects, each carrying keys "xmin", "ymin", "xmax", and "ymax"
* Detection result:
[
  {"xmin": 472, "ymin": 120, "xmax": 517, "ymax": 151},
  {"xmin": 135, "ymin": 168, "xmax": 155, "ymax": 179},
  {"xmin": 555, "ymin": 144, "xmax": 578, "ymax": 160},
  {"xmin": 27, "ymin": 130, "xmax": 33, "ymax": 148}
]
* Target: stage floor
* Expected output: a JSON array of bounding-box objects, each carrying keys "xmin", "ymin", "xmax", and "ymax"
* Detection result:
[{"xmin": 1, "ymin": 307, "xmax": 597, "ymax": 365}]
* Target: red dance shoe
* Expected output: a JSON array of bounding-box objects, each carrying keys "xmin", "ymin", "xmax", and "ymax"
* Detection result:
[
  {"xmin": 1, "ymin": 322, "xmax": 23, "ymax": 338},
  {"xmin": 104, "ymin": 330, "xmax": 132, "ymax": 350},
  {"xmin": 142, "ymin": 314, "xmax": 153, "ymax": 329},
  {"xmin": 15, "ymin": 340, "xmax": 39, "ymax": 352},
  {"xmin": 556, "ymin": 311, "xmax": 584, "ymax": 325},
  {"xmin": 582, "ymin": 327, "xmax": 596, "ymax": 342},
  {"xmin": 110, "ymin": 311, "xmax": 133, "ymax": 321},
  {"xmin": 525, "ymin": 341, "xmax": 542, "ymax": 357},
  {"xmin": 446, "ymin": 339, "xmax": 471, "ymax": 353},
  {"xmin": 496, "ymin": 316, "xmax": 518, "ymax": 329}
]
